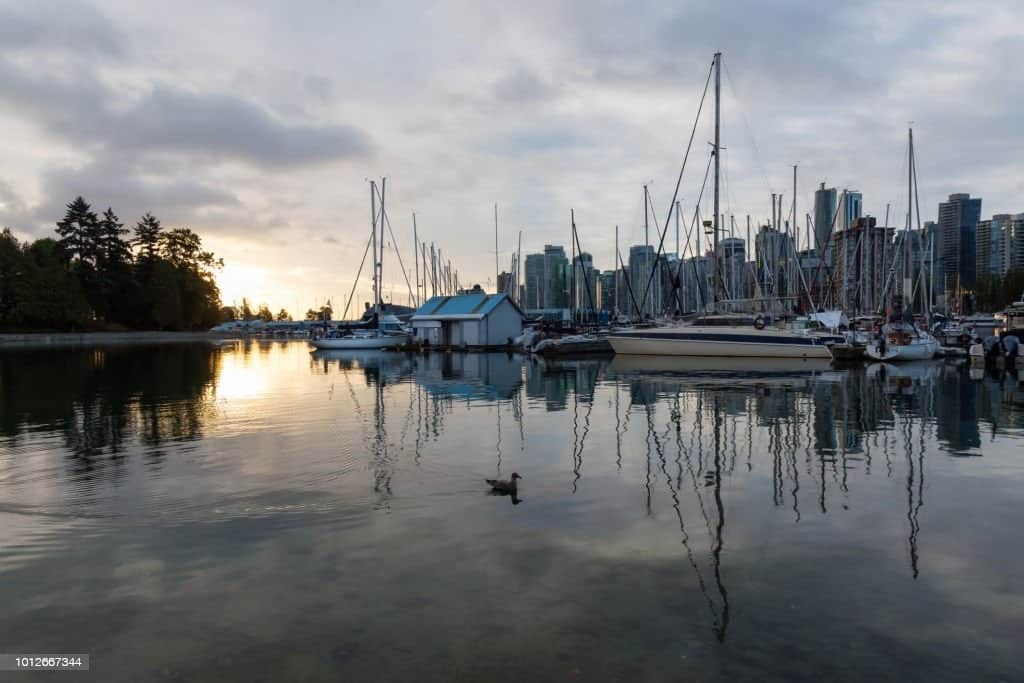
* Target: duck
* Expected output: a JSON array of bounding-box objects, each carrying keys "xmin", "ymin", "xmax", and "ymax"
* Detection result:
[{"xmin": 485, "ymin": 472, "xmax": 521, "ymax": 494}]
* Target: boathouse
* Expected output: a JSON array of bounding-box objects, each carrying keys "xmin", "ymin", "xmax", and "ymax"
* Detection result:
[{"xmin": 411, "ymin": 292, "xmax": 524, "ymax": 348}]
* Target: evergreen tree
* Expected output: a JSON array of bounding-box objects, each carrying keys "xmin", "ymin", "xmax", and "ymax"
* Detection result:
[
  {"xmin": 55, "ymin": 196, "xmax": 101, "ymax": 265},
  {"xmin": 133, "ymin": 213, "xmax": 162, "ymax": 262},
  {"xmin": 257, "ymin": 304, "xmax": 273, "ymax": 322},
  {"xmin": 276, "ymin": 308, "xmax": 290, "ymax": 321},
  {"xmin": 99, "ymin": 208, "xmax": 131, "ymax": 266}
]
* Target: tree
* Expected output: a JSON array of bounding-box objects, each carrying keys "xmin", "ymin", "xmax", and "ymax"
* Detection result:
[
  {"xmin": 133, "ymin": 213, "xmax": 162, "ymax": 262},
  {"xmin": 256, "ymin": 304, "xmax": 273, "ymax": 322},
  {"xmin": 219, "ymin": 306, "xmax": 238, "ymax": 322},
  {"xmin": 147, "ymin": 259, "xmax": 181, "ymax": 329},
  {"xmin": 55, "ymin": 196, "xmax": 101, "ymax": 265},
  {"xmin": 275, "ymin": 308, "xmax": 290, "ymax": 321},
  {"xmin": 20, "ymin": 239, "xmax": 91, "ymax": 329},
  {"xmin": 98, "ymin": 208, "xmax": 131, "ymax": 266},
  {"xmin": 0, "ymin": 228, "xmax": 29, "ymax": 327},
  {"xmin": 240, "ymin": 298, "xmax": 255, "ymax": 321}
]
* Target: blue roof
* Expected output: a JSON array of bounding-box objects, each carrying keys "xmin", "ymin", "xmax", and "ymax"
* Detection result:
[{"xmin": 412, "ymin": 293, "xmax": 522, "ymax": 318}]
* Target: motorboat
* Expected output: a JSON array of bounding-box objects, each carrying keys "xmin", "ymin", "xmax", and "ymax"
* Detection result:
[
  {"xmin": 1000, "ymin": 295, "xmax": 1024, "ymax": 339},
  {"xmin": 609, "ymin": 318, "xmax": 835, "ymax": 359}
]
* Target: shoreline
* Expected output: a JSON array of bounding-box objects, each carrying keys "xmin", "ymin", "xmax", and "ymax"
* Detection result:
[{"xmin": 0, "ymin": 331, "xmax": 240, "ymax": 349}]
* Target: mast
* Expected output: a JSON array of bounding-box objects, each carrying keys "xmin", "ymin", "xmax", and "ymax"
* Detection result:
[
  {"xmin": 370, "ymin": 180, "xmax": 378, "ymax": 313},
  {"xmin": 516, "ymin": 230, "xmax": 523, "ymax": 305},
  {"xmin": 793, "ymin": 166, "xmax": 798, "ymax": 307},
  {"xmin": 904, "ymin": 128, "xmax": 913, "ymax": 306},
  {"xmin": 494, "ymin": 202, "xmax": 499, "ymax": 294},
  {"xmin": 614, "ymin": 224, "xmax": 620, "ymax": 319},
  {"xmin": 413, "ymin": 212, "xmax": 420, "ymax": 306},
  {"xmin": 570, "ymin": 210, "xmax": 576, "ymax": 323},
  {"xmin": 643, "ymin": 184, "xmax": 650, "ymax": 318},
  {"xmin": 380, "ymin": 178, "xmax": 387, "ymax": 308},
  {"xmin": 712, "ymin": 51, "xmax": 721, "ymax": 309}
]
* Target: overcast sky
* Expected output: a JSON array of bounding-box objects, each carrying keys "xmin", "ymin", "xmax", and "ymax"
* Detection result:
[{"xmin": 1, "ymin": 0, "xmax": 1022, "ymax": 314}]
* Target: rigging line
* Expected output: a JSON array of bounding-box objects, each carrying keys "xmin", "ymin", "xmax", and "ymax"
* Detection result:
[
  {"xmin": 341, "ymin": 231, "xmax": 374, "ymax": 322},
  {"xmin": 635, "ymin": 57, "xmax": 715, "ymax": 314},
  {"xmin": 656, "ymin": 150, "xmax": 715, "ymax": 314},
  {"xmin": 374, "ymin": 185, "xmax": 416, "ymax": 304},
  {"xmin": 722, "ymin": 61, "xmax": 774, "ymax": 196},
  {"xmin": 647, "ymin": 150, "xmax": 712, "ymax": 313}
]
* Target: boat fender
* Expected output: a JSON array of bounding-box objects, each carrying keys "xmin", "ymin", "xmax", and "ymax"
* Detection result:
[{"xmin": 753, "ymin": 315, "xmax": 766, "ymax": 330}]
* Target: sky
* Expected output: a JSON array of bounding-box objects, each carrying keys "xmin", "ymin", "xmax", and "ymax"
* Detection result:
[{"xmin": 1, "ymin": 0, "xmax": 1022, "ymax": 317}]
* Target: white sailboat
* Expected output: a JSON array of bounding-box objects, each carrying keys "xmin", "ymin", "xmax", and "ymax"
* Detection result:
[
  {"xmin": 864, "ymin": 320, "xmax": 939, "ymax": 361},
  {"xmin": 608, "ymin": 53, "xmax": 833, "ymax": 361},
  {"xmin": 310, "ymin": 178, "xmax": 410, "ymax": 351},
  {"xmin": 864, "ymin": 128, "xmax": 938, "ymax": 363}
]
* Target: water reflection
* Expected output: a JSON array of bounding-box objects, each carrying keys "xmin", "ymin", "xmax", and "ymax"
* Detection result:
[
  {"xmin": 2, "ymin": 344, "xmax": 1024, "ymax": 679},
  {"xmin": 300, "ymin": 351, "xmax": 1023, "ymax": 642},
  {"xmin": 0, "ymin": 345, "xmax": 219, "ymax": 480}
]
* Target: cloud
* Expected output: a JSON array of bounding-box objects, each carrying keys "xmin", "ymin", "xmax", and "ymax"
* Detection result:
[
  {"xmin": 0, "ymin": 179, "xmax": 32, "ymax": 233},
  {"xmin": 0, "ymin": 59, "xmax": 372, "ymax": 169},
  {"xmin": 493, "ymin": 67, "xmax": 556, "ymax": 105},
  {"xmin": 0, "ymin": 1, "xmax": 124, "ymax": 59},
  {"xmin": 36, "ymin": 158, "xmax": 240, "ymax": 229}
]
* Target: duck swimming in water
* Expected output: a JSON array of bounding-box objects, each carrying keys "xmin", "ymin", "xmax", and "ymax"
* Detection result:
[{"xmin": 485, "ymin": 472, "xmax": 521, "ymax": 494}]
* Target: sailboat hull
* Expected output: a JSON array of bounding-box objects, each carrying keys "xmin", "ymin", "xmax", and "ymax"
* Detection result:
[
  {"xmin": 864, "ymin": 339, "xmax": 938, "ymax": 361},
  {"xmin": 309, "ymin": 334, "xmax": 409, "ymax": 350},
  {"xmin": 608, "ymin": 327, "xmax": 834, "ymax": 359}
]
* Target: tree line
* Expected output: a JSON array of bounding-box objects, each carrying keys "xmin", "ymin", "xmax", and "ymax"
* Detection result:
[
  {"xmin": 974, "ymin": 269, "xmax": 1024, "ymax": 312},
  {"xmin": 0, "ymin": 197, "xmax": 224, "ymax": 331}
]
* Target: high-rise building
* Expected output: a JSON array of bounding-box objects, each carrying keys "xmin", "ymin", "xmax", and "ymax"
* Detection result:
[
  {"xmin": 543, "ymin": 245, "xmax": 569, "ymax": 309},
  {"xmin": 717, "ymin": 237, "xmax": 746, "ymax": 301},
  {"xmin": 937, "ymin": 193, "xmax": 982, "ymax": 294},
  {"xmin": 977, "ymin": 214, "xmax": 1017, "ymax": 277},
  {"xmin": 678, "ymin": 255, "xmax": 711, "ymax": 313},
  {"xmin": 755, "ymin": 225, "xmax": 795, "ymax": 300},
  {"xmin": 598, "ymin": 271, "xmax": 616, "ymax": 313},
  {"xmin": 523, "ymin": 253, "xmax": 544, "ymax": 309},
  {"xmin": 614, "ymin": 266, "xmax": 631, "ymax": 314},
  {"xmin": 497, "ymin": 271, "xmax": 513, "ymax": 297},
  {"xmin": 628, "ymin": 245, "xmax": 656, "ymax": 317},
  {"xmin": 832, "ymin": 216, "xmax": 895, "ymax": 313},
  {"xmin": 572, "ymin": 252, "xmax": 599, "ymax": 313},
  {"xmin": 814, "ymin": 183, "xmax": 838, "ymax": 256},
  {"xmin": 1009, "ymin": 214, "xmax": 1024, "ymax": 272},
  {"xmin": 837, "ymin": 190, "xmax": 863, "ymax": 233}
]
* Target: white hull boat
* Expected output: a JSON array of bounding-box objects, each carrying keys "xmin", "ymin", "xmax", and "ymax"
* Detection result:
[
  {"xmin": 864, "ymin": 325, "xmax": 939, "ymax": 362},
  {"xmin": 608, "ymin": 326, "xmax": 834, "ymax": 359},
  {"xmin": 309, "ymin": 333, "xmax": 409, "ymax": 350}
]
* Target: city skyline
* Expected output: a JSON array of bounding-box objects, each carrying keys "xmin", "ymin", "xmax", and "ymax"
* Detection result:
[
  {"xmin": 511, "ymin": 189, "xmax": 1020, "ymax": 316},
  {"xmin": 1, "ymin": 1, "xmax": 1023, "ymax": 313}
]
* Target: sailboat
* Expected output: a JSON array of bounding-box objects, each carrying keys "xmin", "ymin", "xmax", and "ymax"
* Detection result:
[
  {"xmin": 608, "ymin": 53, "xmax": 833, "ymax": 360},
  {"xmin": 864, "ymin": 128, "xmax": 938, "ymax": 362},
  {"xmin": 311, "ymin": 178, "xmax": 411, "ymax": 351}
]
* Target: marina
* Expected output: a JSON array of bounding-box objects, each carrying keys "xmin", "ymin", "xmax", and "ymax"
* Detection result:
[{"xmin": 0, "ymin": 5, "xmax": 1022, "ymax": 680}]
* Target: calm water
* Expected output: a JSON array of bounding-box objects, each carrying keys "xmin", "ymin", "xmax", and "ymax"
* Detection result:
[{"xmin": 1, "ymin": 342, "xmax": 1023, "ymax": 682}]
